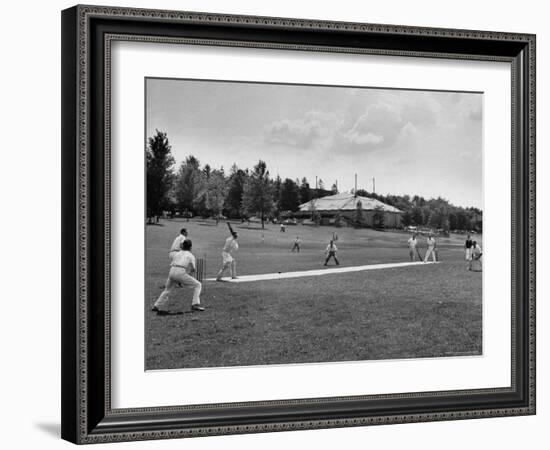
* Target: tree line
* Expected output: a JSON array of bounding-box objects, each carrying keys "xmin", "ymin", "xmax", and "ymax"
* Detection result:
[
  {"xmin": 354, "ymin": 189, "xmax": 482, "ymax": 232},
  {"xmin": 147, "ymin": 130, "xmax": 482, "ymax": 232}
]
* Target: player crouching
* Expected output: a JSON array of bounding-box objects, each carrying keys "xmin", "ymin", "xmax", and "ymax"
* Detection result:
[
  {"xmin": 216, "ymin": 222, "xmax": 239, "ymax": 281},
  {"xmin": 152, "ymin": 239, "xmax": 204, "ymax": 315}
]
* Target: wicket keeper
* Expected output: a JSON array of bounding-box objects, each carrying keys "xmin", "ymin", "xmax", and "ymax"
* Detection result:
[
  {"xmin": 169, "ymin": 228, "xmax": 188, "ymax": 262},
  {"xmin": 152, "ymin": 239, "xmax": 204, "ymax": 315},
  {"xmin": 470, "ymin": 241, "xmax": 483, "ymax": 271}
]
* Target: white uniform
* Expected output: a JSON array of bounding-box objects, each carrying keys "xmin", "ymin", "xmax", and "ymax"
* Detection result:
[
  {"xmin": 169, "ymin": 234, "xmax": 187, "ymax": 261},
  {"xmin": 471, "ymin": 243, "xmax": 483, "ymax": 271},
  {"xmin": 424, "ymin": 237, "xmax": 437, "ymax": 263},
  {"xmin": 222, "ymin": 236, "xmax": 239, "ymax": 264},
  {"xmin": 154, "ymin": 250, "xmax": 202, "ymax": 311},
  {"xmin": 216, "ymin": 236, "xmax": 239, "ymax": 280},
  {"xmin": 407, "ymin": 237, "xmax": 418, "ymax": 260}
]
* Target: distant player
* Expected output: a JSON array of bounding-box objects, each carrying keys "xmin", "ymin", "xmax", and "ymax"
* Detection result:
[
  {"xmin": 332, "ymin": 231, "xmax": 339, "ymax": 242},
  {"xmin": 470, "ymin": 241, "xmax": 483, "ymax": 271},
  {"xmin": 464, "ymin": 233, "xmax": 474, "ymax": 264},
  {"xmin": 152, "ymin": 239, "xmax": 204, "ymax": 315},
  {"xmin": 280, "ymin": 223, "xmax": 286, "ymax": 233},
  {"xmin": 215, "ymin": 222, "xmax": 239, "ymax": 281},
  {"xmin": 169, "ymin": 228, "xmax": 188, "ymax": 262},
  {"xmin": 424, "ymin": 234, "xmax": 437, "ymax": 263},
  {"xmin": 324, "ymin": 240, "xmax": 340, "ymax": 266},
  {"xmin": 407, "ymin": 233, "xmax": 419, "ymax": 261},
  {"xmin": 291, "ymin": 236, "xmax": 301, "ymax": 252}
]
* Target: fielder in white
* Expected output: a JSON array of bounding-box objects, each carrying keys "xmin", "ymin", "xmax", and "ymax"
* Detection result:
[
  {"xmin": 470, "ymin": 241, "xmax": 483, "ymax": 272},
  {"xmin": 407, "ymin": 233, "xmax": 419, "ymax": 261},
  {"xmin": 169, "ymin": 228, "xmax": 188, "ymax": 262},
  {"xmin": 216, "ymin": 222, "xmax": 239, "ymax": 281},
  {"xmin": 324, "ymin": 240, "xmax": 339, "ymax": 266},
  {"xmin": 153, "ymin": 239, "xmax": 204, "ymax": 315},
  {"xmin": 424, "ymin": 234, "xmax": 437, "ymax": 263}
]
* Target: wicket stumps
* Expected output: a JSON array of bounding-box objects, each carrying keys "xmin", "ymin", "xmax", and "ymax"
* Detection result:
[{"xmin": 195, "ymin": 257, "xmax": 206, "ymax": 282}]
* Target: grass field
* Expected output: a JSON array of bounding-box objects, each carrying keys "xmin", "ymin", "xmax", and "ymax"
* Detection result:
[{"xmin": 145, "ymin": 219, "xmax": 482, "ymax": 370}]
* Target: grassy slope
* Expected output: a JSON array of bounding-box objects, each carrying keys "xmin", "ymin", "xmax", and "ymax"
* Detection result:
[{"xmin": 145, "ymin": 219, "xmax": 482, "ymax": 369}]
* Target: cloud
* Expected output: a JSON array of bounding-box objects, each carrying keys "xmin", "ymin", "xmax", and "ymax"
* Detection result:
[
  {"xmin": 262, "ymin": 91, "xmax": 466, "ymax": 156},
  {"xmin": 263, "ymin": 110, "xmax": 341, "ymax": 148},
  {"xmin": 340, "ymin": 103, "xmax": 403, "ymax": 148},
  {"xmin": 342, "ymin": 130, "xmax": 384, "ymax": 145}
]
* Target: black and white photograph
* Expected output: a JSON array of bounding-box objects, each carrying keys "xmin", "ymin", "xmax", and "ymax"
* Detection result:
[
  {"xmin": 1, "ymin": 0, "xmax": 543, "ymax": 447},
  {"xmin": 145, "ymin": 78, "xmax": 484, "ymax": 370}
]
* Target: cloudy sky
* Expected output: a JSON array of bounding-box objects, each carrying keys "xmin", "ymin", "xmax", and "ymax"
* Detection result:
[{"xmin": 146, "ymin": 78, "xmax": 483, "ymax": 208}]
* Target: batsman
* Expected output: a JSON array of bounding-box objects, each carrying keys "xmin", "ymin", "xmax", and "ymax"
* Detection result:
[{"xmin": 215, "ymin": 222, "xmax": 239, "ymax": 281}]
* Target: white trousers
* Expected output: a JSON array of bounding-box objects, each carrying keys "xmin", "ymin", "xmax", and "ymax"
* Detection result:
[
  {"xmin": 217, "ymin": 252, "xmax": 236, "ymax": 279},
  {"xmin": 154, "ymin": 267, "xmax": 201, "ymax": 310},
  {"xmin": 424, "ymin": 246, "xmax": 437, "ymax": 262},
  {"xmin": 217, "ymin": 260, "xmax": 237, "ymax": 279}
]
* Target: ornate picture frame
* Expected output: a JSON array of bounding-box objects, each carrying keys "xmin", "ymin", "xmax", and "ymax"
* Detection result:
[{"xmin": 61, "ymin": 5, "xmax": 535, "ymax": 444}]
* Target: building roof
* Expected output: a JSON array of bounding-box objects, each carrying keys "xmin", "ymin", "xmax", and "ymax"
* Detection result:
[{"xmin": 299, "ymin": 192, "xmax": 402, "ymax": 213}]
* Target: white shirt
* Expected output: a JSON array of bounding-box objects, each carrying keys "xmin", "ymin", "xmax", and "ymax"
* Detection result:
[
  {"xmin": 223, "ymin": 236, "xmax": 238, "ymax": 253},
  {"xmin": 472, "ymin": 244, "xmax": 482, "ymax": 256},
  {"xmin": 171, "ymin": 250, "xmax": 196, "ymax": 272},
  {"xmin": 325, "ymin": 243, "xmax": 338, "ymax": 253},
  {"xmin": 426, "ymin": 237, "xmax": 436, "ymax": 248},
  {"xmin": 170, "ymin": 234, "xmax": 187, "ymax": 252},
  {"xmin": 407, "ymin": 237, "xmax": 418, "ymax": 249}
]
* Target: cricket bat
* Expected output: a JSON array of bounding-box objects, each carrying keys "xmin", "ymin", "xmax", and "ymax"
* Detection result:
[
  {"xmin": 227, "ymin": 221, "xmax": 235, "ymax": 235},
  {"xmin": 416, "ymin": 248, "xmax": 424, "ymax": 261}
]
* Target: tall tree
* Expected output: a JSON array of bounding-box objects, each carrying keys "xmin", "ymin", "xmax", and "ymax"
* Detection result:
[
  {"xmin": 401, "ymin": 210, "xmax": 413, "ymax": 227},
  {"xmin": 146, "ymin": 129, "xmax": 175, "ymax": 217},
  {"xmin": 318, "ymin": 178, "xmax": 325, "ymax": 191},
  {"xmin": 279, "ymin": 178, "xmax": 300, "ymax": 212},
  {"xmin": 203, "ymin": 164, "xmax": 211, "ymax": 179},
  {"xmin": 456, "ymin": 211, "xmax": 472, "ymax": 231},
  {"xmin": 198, "ymin": 169, "xmax": 227, "ymax": 221},
  {"xmin": 242, "ymin": 160, "xmax": 273, "ymax": 229},
  {"xmin": 272, "ymin": 175, "xmax": 282, "ymax": 213},
  {"xmin": 299, "ymin": 177, "xmax": 311, "ymax": 204},
  {"xmin": 174, "ymin": 155, "xmax": 202, "ymax": 214},
  {"xmin": 224, "ymin": 164, "xmax": 247, "ymax": 219},
  {"xmin": 410, "ymin": 206, "xmax": 424, "ymax": 226}
]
